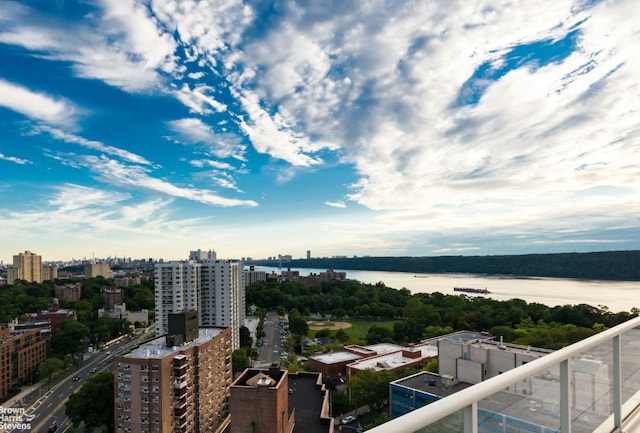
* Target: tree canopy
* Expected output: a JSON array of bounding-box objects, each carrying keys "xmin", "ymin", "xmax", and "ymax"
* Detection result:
[
  {"xmin": 66, "ymin": 371, "xmax": 114, "ymax": 433},
  {"xmin": 247, "ymin": 278, "xmax": 636, "ymax": 349}
]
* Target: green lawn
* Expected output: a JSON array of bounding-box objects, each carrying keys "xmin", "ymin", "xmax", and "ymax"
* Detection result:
[
  {"xmin": 309, "ymin": 319, "xmax": 401, "ymax": 340},
  {"xmin": 346, "ymin": 319, "xmax": 400, "ymax": 339}
]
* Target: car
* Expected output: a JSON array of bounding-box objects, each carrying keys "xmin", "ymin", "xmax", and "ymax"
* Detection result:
[
  {"xmin": 73, "ymin": 376, "xmax": 81, "ymax": 381},
  {"xmin": 341, "ymin": 416, "xmax": 356, "ymax": 425},
  {"xmin": 25, "ymin": 414, "xmax": 36, "ymax": 422},
  {"xmin": 89, "ymin": 367, "xmax": 97, "ymax": 373}
]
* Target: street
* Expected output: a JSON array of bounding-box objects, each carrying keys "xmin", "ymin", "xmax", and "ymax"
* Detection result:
[{"xmin": 2, "ymin": 329, "xmax": 154, "ymax": 433}]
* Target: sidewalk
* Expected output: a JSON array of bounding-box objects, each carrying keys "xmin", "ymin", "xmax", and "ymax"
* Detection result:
[{"xmin": 1, "ymin": 381, "xmax": 46, "ymax": 408}]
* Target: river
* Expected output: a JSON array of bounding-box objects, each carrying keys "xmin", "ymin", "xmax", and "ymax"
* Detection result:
[{"xmin": 254, "ymin": 266, "xmax": 639, "ymax": 313}]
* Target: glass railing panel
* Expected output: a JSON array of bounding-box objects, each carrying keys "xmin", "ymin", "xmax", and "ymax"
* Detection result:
[
  {"xmin": 570, "ymin": 339, "xmax": 615, "ymax": 433},
  {"xmin": 621, "ymin": 327, "xmax": 640, "ymax": 403},
  {"xmin": 414, "ymin": 409, "xmax": 463, "ymax": 433},
  {"xmin": 367, "ymin": 317, "xmax": 640, "ymax": 433},
  {"xmin": 476, "ymin": 364, "xmax": 562, "ymax": 433}
]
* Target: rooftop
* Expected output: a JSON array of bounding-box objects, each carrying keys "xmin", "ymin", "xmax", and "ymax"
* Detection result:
[
  {"xmin": 288, "ymin": 372, "xmax": 332, "ymax": 433},
  {"xmin": 349, "ymin": 343, "xmax": 438, "ymax": 372},
  {"xmin": 393, "ymin": 371, "xmax": 472, "ymax": 398},
  {"xmin": 123, "ymin": 327, "xmax": 226, "ymax": 359},
  {"xmin": 310, "ymin": 351, "xmax": 362, "ymax": 364}
]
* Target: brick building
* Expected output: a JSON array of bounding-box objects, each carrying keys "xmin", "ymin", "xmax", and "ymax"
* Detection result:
[
  {"xmin": 229, "ymin": 368, "xmax": 332, "ymax": 433},
  {"xmin": 103, "ymin": 286, "xmax": 124, "ymax": 311},
  {"xmin": 113, "ymin": 311, "xmax": 232, "ymax": 433},
  {"xmin": 28, "ymin": 299, "xmax": 77, "ymax": 334},
  {"xmin": 55, "ymin": 282, "xmax": 82, "ymax": 302},
  {"xmin": 0, "ymin": 326, "xmax": 47, "ymax": 401}
]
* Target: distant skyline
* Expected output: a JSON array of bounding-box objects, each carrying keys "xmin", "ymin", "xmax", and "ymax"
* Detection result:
[{"xmin": 1, "ymin": 0, "xmax": 639, "ymax": 263}]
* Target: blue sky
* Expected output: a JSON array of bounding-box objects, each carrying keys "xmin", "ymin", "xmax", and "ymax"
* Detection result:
[{"xmin": 1, "ymin": 0, "xmax": 639, "ymax": 263}]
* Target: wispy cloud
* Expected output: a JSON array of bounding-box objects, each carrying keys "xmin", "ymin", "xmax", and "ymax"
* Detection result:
[
  {"xmin": 0, "ymin": 79, "xmax": 81, "ymax": 128},
  {"xmin": 166, "ymin": 118, "xmax": 246, "ymax": 160},
  {"xmin": 76, "ymin": 154, "xmax": 257, "ymax": 207},
  {"xmin": 0, "ymin": 153, "xmax": 31, "ymax": 165},
  {"xmin": 1, "ymin": 0, "xmax": 638, "ymax": 259},
  {"xmin": 33, "ymin": 126, "xmax": 154, "ymax": 166},
  {"xmin": 0, "ymin": 1, "xmax": 174, "ymax": 93},
  {"xmin": 0, "ymin": 183, "xmax": 225, "ymax": 257},
  {"xmin": 172, "ymin": 84, "xmax": 227, "ymax": 115},
  {"xmin": 325, "ymin": 201, "xmax": 347, "ymax": 209}
]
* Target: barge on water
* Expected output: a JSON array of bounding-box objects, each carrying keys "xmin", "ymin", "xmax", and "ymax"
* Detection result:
[{"xmin": 453, "ymin": 287, "xmax": 491, "ymax": 294}]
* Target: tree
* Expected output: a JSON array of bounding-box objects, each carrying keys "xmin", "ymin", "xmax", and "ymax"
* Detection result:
[
  {"xmin": 288, "ymin": 308, "xmax": 309, "ymax": 336},
  {"xmin": 66, "ymin": 371, "xmax": 114, "ymax": 433},
  {"xmin": 51, "ymin": 321, "xmax": 89, "ymax": 359},
  {"xmin": 335, "ymin": 329, "xmax": 351, "ymax": 343},
  {"xmin": 365, "ymin": 325, "xmax": 393, "ymax": 344},
  {"xmin": 37, "ymin": 358, "xmax": 64, "ymax": 389},
  {"xmin": 232, "ymin": 349, "xmax": 251, "ymax": 374},
  {"xmin": 423, "ymin": 359, "xmax": 438, "ymax": 373},
  {"xmin": 422, "ymin": 325, "xmax": 454, "ymax": 339},
  {"xmin": 366, "ymin": 411, "xmax": 390, "ymax": 430},
  {"xmin": 239, "ymin": 326, "xmax": 252, "ymax": 347},
  {"xmin": 349, "ymin": 369, "xmax": 393, "ymax": 409},
  {"xmin": 330, "ymin": 389, "xmax": 353, "ymax": 415},
  {"xmin": 90, "ymin": 316, "xmax": 131, "ymax": 344}
]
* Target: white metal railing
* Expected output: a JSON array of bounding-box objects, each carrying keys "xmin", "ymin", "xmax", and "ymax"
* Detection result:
[{"xmin": 367, "ymin": 315, "xmax": 640, "ymax": 433}]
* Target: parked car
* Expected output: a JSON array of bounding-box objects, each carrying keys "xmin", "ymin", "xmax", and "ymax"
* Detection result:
[{"xmin": 341, "ymin": 415, "xmax": 356, "ymax": 425}]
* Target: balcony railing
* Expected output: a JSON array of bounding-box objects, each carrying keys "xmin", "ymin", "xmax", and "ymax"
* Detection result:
[{"xmin": 368, "ymin": 315, "xmax": 640, "ymax": 433}]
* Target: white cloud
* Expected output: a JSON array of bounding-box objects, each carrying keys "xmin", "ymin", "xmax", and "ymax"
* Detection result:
[
  {"xmin": 2, "ymin": 0, "xmax": 639, "ymax": 258},
  {"xmin": 0, "ymin": 153, "xmax": 31, "ymax": 165},
  {"xmin": 166, "ymin": 118, "xmax": 245, "ymax": 160},
  {"xmin": 0, "ymin": 0, "xmax": 178, "ymax": 93},
  {"xmin": 190, "ymin": 159, "xmax": 236, "ymax": 171},
  {"xmin": 33, "ymin": 126, "xmax": 154, "ymax": 166},
  {"xmin": 0, "ymin": 183, "xmax": 226, "ymax": 258},
  {"xmin": 0, "ymin": 79, "xmax": 81, "ymax": 128},
  {"xmin": 172, "ymin": 84, "xmax": 227, "ymax": 114},
  {"xmin": 78, "ymin": 154, "xmax": 257, "ymax": 207},
  {"xmin": 325, "ymin": 201, "xmax": 347, "ymax": 209}
]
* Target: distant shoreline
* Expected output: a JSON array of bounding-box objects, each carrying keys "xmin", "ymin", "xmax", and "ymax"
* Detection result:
[{"xmin": 248, "ymin": 250, "xmax": 640, "ymax": 281}]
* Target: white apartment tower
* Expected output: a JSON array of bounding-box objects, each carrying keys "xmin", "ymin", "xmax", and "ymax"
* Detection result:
[{"xmin": 154, "ymin": 257, "xmax": 245, "ymax": 350}]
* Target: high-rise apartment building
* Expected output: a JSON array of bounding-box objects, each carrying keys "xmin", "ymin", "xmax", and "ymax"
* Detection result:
[
  {"xmin": 84, "ymin": 262, "xmax": 113, "ymax": 278},
  {"xmin": 154, "ymin": 257, "xmax": 245, "ymax": 350},
  {"xmin": 42, "ymin": 264, "xmax": 58, "ymax": 281},
  {"xmin": 189, "ymin": 249, "xmax": 216, "ymax": 261},
  {"xmin": 244, "ymin": 265, "xmax": 266, "ymax": 286},
  {"xmin": 7, "ymin": 250, "xmax": 43, "ymax": 283},
  {"xmin": 113, "ymin": 312, "xmax": 233, "ymax": 433}
]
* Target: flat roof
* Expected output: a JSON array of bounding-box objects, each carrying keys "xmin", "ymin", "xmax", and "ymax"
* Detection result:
[
  {"xmin": 289, "ymin": 372, "xmax": 331, "ymax": 433},
  {"xmin": 392, "ymin": 371, "xmax": 472, "ymax": 398},
  {"xmin": 442, "ymin": 331, "xmax": 492, "ymax": 342},
  {"xmin": 310, "ymin": 351, "xmax": 361, "ymax": 364},
  {"xmin": 349, "ymin": 344, "xmax": 438, "ymax": 372},
  {"xmin": 350, "ymin": 352, "xmax": 423, "ymax": 372},
  {"xmin": 458, "ymin": 339, "xmax": 552, "ymax": 357},
  {"xmin": 366, "ymin": 343, "xmax": 405, "ymax": 354},
  {"xmin": 123, "ymin": 327, "xmax": 226, "ymax": 359}
]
